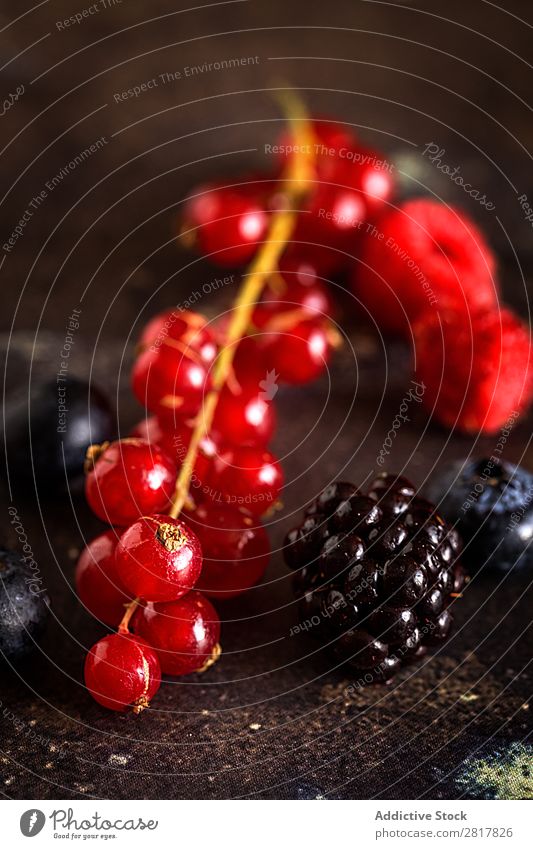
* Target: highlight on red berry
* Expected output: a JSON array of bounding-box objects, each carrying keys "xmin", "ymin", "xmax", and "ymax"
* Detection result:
[{"xmin": 85, "ymin": 438, "xmax": 177, "ymax": 526}]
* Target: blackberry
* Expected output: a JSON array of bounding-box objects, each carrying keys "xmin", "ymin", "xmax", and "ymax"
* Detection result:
[
  {"xmin": 284, "ymin": 473, "xmax": 465, "ymax": 682},
  {"xmin": 426, "ymin": 457, "xmax": 533, "ymax": 572}
]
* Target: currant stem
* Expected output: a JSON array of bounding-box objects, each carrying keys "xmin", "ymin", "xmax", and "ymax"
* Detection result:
[
  {"xmin": 118, "ymin": 597, "xmax": 141, "ymax": 634},
  {"xmin": 168, "ymin": 93, "xmax": 315, "ymax": 520}
]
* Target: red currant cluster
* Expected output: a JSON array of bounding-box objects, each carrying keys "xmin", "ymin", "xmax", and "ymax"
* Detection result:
[{"xmin": 182, "ymin": 118, "xmax": 532, "ymax": 434}]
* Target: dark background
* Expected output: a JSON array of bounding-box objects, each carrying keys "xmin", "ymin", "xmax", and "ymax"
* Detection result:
[{"xmin": 0, "ymin": 0, "xmax": 531, "ymax": 799}]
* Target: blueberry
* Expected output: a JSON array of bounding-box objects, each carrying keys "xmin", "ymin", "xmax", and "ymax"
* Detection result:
[
  {"xmin": 0, "ymin": 549, "xmax": 50, "ymax": 662},
  {"xmin": 3, "ymin": 377, "xmax": 114, "ymax": 488},
  {"xmin": 426, "ymin": 458, "xmax": 533, "ymax": 572}
]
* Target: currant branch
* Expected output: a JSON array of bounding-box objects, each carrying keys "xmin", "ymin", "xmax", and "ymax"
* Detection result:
[{"xmin": 168, "ymin": 92, "xmax": 315, "ymax": 520}]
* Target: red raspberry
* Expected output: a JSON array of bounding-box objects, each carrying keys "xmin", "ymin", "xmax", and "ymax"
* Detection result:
[
  {"xmin": 414, "ymin": 306, "xmax": 533, "ymax": 434},
  {"xmin": 352, "ymin": 200, "xmax": 497, "ymax": 336}
]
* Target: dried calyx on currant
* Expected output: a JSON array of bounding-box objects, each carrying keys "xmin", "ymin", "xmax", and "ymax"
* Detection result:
[{"xmin": 285, "ymin": 474, "xmax": 466, "ymax": 683}]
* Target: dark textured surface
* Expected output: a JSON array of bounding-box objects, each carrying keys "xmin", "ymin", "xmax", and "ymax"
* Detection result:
[{"xmin": 0, "ymin": 0, "xmax": 532, "ymax": 800}]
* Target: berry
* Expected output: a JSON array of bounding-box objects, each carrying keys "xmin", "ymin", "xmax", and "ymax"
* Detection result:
[
  {"xmin": 266, "ymin": 319, "xmax": 330, "ymax": 384},
  {"xmin": 184, "ymin": 503, "xmax": 270, "ymax": 599},
  {"xmin": 75, "ymin": 531, "xmax": 132, "ymax": 626},
  {"xmin": 212, "ymin": 384, "xmax": 276, "ymax": 447},
  {"xmin": 0, "ymin": 548, "xmax": 50, "ymax": 662},
  {"xmin": 84, "ymin": 633, "xmax": 161, "ymax": 713},
  {"xmin": 352, "ymin": 200, "xmax": 497, "ymax": 336},
  {"xmin": 414, "ymin": 306, "xmax": 533, "ymax": 434},
  {"xmin": 138, "ymin": 310, "xmax": 217, "ymax": 367},
  {"xmin": 285, "ymin": 475, "xmax": 465, "ymax": 682},
  {"xmin": 132, "ymin": 592, "xmax": 220, "ymax": 675},
  {"xmin": 426, "ymin": 457, "xmax": 533, "ymax": 572},
  {"xmin": 274, "ymin": 119, "xmax": 356, "ymax": 181},
  {"xmin": 115, "ymin": 514, "xmax": 203, "ymax": 602},
  {"xmin": 131, "ymin": 343, "xmax": 211, "ymax": 424},
  {"xmin": 129, "ymin": 416, "xmax": 218, "ymax": 493},
  {"xmin": 85, "ymin": 438, "xmax": 177, "ymax": 526},
  {"xmin": 181, "ymin": 184, "xmax": 269, "ymax": 266},
  {"xmin": 3, "ymin": 377, "xmax": 114, "ymax": 486},
  {"xmin": 209, "ymin": 447, "xmax": 283, "ymax": 516}
]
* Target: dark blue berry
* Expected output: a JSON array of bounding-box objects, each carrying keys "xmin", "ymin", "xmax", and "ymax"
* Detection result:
[
  {"xmin": 3, "ymin": 377, "xmax": 114, "ymax": 488},
  {"xmin": 0, "ymin": 549, "xmax": 50, "ymax": 662},
  {"xmin": 426, "ymin": 457, "xmax": 533, "ymax": 572}
]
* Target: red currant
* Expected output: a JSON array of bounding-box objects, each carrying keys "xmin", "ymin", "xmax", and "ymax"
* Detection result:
[
  {"xmin": 85, "ymin": 438, "xmax": 177, "ymax": 526},
  {"xmin": 253, "ymin": 259, "xmax": 333, "ymax": 328},
  {"xmin": 267, "ymin": 319, "xmax": 330, "ymax": 384},
  {"xmin": 185, "ymin": 503, "xmax": 270, "ymax": 599},
  {"xmin": 131, "ymin": 343, "xmax": 211, "ymax": 423},
  {"xmin": 132, "ymin": 591, "xmax": 221, "ymax": 675},
  {"xmin": 75, "ymin": 531, "xmax": 131, "ymax": 626},
  {"xmin": 182, "ymin": 184, "xmax": 269, "ymax": 266},
  {"xmin": 274, "ymin": 119, "xmax": 356, "ymax": 180},
  {"xmin": 231, "ymin": 333, "xmax": 273, "ymax": 390},
  {"xmin": 138, "ymin": 309, "xmax": 217, "ymax": 367},
  {"xmin": 84, "ymin": 632, "xmax": 161, "ymax": 713},
  {"xmin": 209, "ymin": 447, "xmax": 283, "ymax": 516},
  {"xmin": 115, "ymin": 514, "xmax": 203, "ymax": 602},
  {"xmin": 212, "ymin": 384, "xmax": 276, "ymax": 447}
]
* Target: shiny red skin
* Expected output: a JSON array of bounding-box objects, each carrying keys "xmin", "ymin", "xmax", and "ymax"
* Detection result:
[
  {"xmin": 183, "ymin": 184, "xmax": 269, "ymax": 266},
  {"xmin": 130, "ymin": 416, "xmax": 220, "ymax": 496},
  {"xmin": 85, "ymin": 438, "xmax": 177, "ymax": 526},
  {"xmin": 75, "ymin": 531, "xmax": 131, "ymax": 626},
  {"xmin": 208, "ymin": 447, "xmax": 283, "ymax": 517},
  {"xmin": 253, "ymin": 264, "xmax": 333, "ymax": 329},
  {"xmin": 267, "ymin": 319, "xmax": 330, "ymax": 384},
  {"xmin": 184, "ymin": 504, "xmax": 270, "ymax": 599},
  {"xmin": 132, "ymin": 591, "xmax": 220, "ymax": 674},
  {"xmin": 232, "ymin": 334, "xmax": 274, "ymax": 391},
  {"xmin": 131, "ymin": 343, "xmax": 211, "ymax": 423},
  {"xmin": 139, "ymin": 309, "xmax": 217, "ymax": 366},
  {"xmin": 213, "ymin": 384, "xmax": 276, "ymax": 447},
  {"xmin": 115, "ymin": 514, "xmax": 203, "ymax": 602},
  {"xmin": 84, "ymin": 633, "xmax": 161, "ymax": 713}
]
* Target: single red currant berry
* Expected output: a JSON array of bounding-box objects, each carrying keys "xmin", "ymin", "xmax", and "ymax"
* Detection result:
[
  {"xmin": 182, "ymin": 184, "xmax": 269, "ymax": 266},
  {"xmin": 138, "ymin": 309, "xmax": 217, "ymax": 366},
  {"xmin": 84, "ymin": 438, "xmax": 177, "ymax": 526},
  {"xmin": 231, "ymin": 333, "xmax": 274, "ymax": 390},
  {"xmin": 267, "ymin": 319, "xmax": 330, "ymax": 384},
  {"xmin": 213, "ymin": 385, "xmax": 276, "ymax": 447},
  {"xmin": 131, "ymin": 344, "xmax": 211, "ymax": 422},
  {"xmin": 185, "ymin": 503, "xmax": 270, "ymax": 599},
  {"xmin": 274, "ymin": 119, "xmax": 356, "ymax": 180},
  {"xmin": 75, "ymin": 531, "xmax": 131, "ymax": 626},
  {"xmin": 210, "ymin": 447, "xmax": 283, "ymax": 516},
  {"xmin": 115, "ymin": 514, "xmax": 203, "ymax": 602},
  {"xmin": 84, "ymin": 632, "xmax": 161, "ymax": 713},
  {"xmin": 132, "ymin": 591, "xmax": 221, "ymax": 675}
]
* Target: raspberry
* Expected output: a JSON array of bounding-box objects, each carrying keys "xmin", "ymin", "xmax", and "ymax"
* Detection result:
[
  {"xmin": 351, "ymin": 200, "xmax": 497, "ymax": 336},
  {"xmin": 414, "ymin": 306, "xmax": 533, "ymax": 434},
  {"xmin": 285, "ymin": 475, "xmax": 464, "ymax": 682}
]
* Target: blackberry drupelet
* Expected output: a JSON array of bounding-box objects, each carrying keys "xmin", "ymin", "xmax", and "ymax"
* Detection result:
[{"xmin": 284, "ymin": 474, "xmax": 465, "ymax": 682}]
